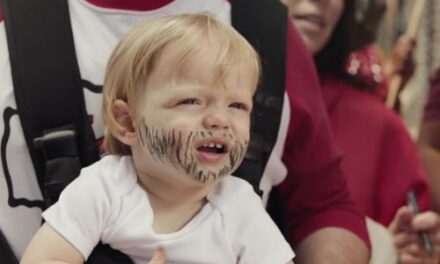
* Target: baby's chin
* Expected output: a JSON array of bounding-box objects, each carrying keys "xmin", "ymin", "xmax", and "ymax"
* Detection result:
[{"xmin": 186, "ymin": 168, "xmax": 232, "ymax": 185}]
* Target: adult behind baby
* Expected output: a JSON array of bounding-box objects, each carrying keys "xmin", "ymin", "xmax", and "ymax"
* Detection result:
[
  {"xmin": 281, "ymin": 0, "xmax": 440, "ymax": 263},
  {"xmin": 20, "ymin": 14, "xmax": 294, "ymax": 264}
]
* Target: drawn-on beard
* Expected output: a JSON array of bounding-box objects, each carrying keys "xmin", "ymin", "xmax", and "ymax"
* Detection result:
[{"xmin": 138, "ymin": 119, "xmax": 247, "ymax": 183}]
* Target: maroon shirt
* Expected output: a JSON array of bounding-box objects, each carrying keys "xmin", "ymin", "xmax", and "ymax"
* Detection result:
[
  {"xmin": 277, "ymin": 22, "xmax": 369, "ymax": 246},
  {"xmin": 321, "ymin": 75, "xmax": 431, "ymax": 225}
]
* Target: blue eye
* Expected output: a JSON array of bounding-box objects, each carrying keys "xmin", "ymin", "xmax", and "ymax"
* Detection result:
[
  {"xmin": 229, "ymin": 102, "xmax": 247, "ymax": 110},
  {"xmin": 178, "ymin": 98, "xmax": 200, "ymax": 105}
]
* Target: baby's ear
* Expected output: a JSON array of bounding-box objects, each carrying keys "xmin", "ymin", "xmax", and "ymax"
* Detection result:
[{"xmin": 111, "ymin": 100, "xmax": 138, "ymax": 146}]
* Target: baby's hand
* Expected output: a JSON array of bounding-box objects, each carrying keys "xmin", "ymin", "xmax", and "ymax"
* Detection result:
[{"xmin": 148, "ymin": 246, "xmax": 166, "ymax": 264}]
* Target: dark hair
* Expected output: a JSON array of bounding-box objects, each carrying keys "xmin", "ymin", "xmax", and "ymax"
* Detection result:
[
  {"xmin": 315, "ymin": 1, "xmax": 377, "ymax": 91},
  {"xmin": 314, "ymin": 1, "xmax": 356, "ymax": 76}
]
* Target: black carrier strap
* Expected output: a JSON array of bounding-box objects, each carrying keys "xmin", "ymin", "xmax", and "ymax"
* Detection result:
[
  {"xmin": 231, "ymin": 0, "xmax": 287, "ymax": 195},
  {"xmin": 2, "ymin": 0, "xmax": 132, "ymax": 263},
  {"xmin": 2, "ymin": 0, "xmax": 99, "ymax": 206},
  {"xmin": 0, "ymin": 229, "xmax": 18, "ymax": 264}
]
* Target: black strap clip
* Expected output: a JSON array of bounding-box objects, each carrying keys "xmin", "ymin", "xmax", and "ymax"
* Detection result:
[{"xmin": 33, "ymin": 126, "xmax": 82, "ymax": 206}]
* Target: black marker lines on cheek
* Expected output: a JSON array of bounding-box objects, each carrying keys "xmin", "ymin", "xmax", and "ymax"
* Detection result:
[
  {"xmin": 228, "ymin": 139, "xmax": 248, "ymax": 171},
  {"xmin": 139, "ymin": 118, "xmax": 249, "ymax": 184},
  {"xmin": 183, "ymin": 131, "xmax": 195, "ymax": 169},
  {"xmin": 139, "ymin": 119, "xmax": 184, "ymax": 168}
]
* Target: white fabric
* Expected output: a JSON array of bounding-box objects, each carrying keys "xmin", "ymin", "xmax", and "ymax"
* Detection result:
[
  {"xmin": 0, "ymin": 0, "xmax": 290, "ymax": 257},
  {"xmin": 258, "ymin": 93, "xmax": 290, "ymax": 205},
  {"xmin": 43, "ymin": 155, "xmax": 294, "ymax": 263},
  {"xmin": 366, "ymin": 218, "xmax": 398, "ymax": 264}
]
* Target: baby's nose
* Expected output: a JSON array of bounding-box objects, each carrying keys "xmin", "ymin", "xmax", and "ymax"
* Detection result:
[{"xmin": 203, "ymin": 111, "xmax": 230, "ymax": 130}]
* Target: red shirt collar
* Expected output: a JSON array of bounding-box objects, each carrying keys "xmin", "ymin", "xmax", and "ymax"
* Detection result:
[
  {"xmin": 85, "ymin": 0, "xmax": 175, "ymax": 11},
  {"xmin": 85, "ymin": 0, "xmax": 233, "ymax": 10},
  {"xmin": 0, "ymin": 1, "xmax": 234, "ymax": 22}
]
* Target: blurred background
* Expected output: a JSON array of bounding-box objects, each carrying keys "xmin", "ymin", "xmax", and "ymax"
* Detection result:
[{"xmin": 361, "ymin": 0, "xmax": 440, "ymax": 138}]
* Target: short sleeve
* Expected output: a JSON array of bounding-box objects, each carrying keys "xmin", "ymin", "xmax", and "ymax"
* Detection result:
[
  {"xmin": 42, "ymin": 165, "xmax": 111, "ymax": 259},
  {"xmin": 226, "ymin": 184, "xmax": 294, "ymax": 264}
]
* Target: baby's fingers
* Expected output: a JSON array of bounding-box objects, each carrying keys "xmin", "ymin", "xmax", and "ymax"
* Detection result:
[{"xmin": 148, "ymin": 246, "xmax": 166, "ymax": 264}]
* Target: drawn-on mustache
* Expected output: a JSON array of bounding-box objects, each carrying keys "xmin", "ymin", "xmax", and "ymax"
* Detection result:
[{"xmin": 138, "ymin": 119, "xmax": 248, "ymax": 183}]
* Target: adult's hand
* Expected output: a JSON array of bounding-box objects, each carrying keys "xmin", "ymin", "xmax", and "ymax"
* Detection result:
[
  {"xmin": 389, "ymin": 206, "xmax": 440, "ymax": 264},
  {"xmin": 383, "ymin": 34, "xmax": 416, "ymax": 111},
  {"xmin": 383, "ymin": 35, "xmax": 416, "ymax": 86}
]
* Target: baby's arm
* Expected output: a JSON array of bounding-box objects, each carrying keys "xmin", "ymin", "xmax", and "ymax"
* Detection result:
[
  {"xmin": 20, "ymin": 223, "xmax": 84, "ymax": 264},
  {"xmin": 149, "ymin": 246, "xmax": 167, "ymax": 264}
]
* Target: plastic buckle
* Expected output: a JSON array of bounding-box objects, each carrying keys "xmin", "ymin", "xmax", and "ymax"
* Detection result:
[
  {"xmin": 33, "ymin": 127, "xmax": 82, "ymax": 206},
  {"xmin": 33, "ymin": 128, "xmax": 78, "ymax": 159}
]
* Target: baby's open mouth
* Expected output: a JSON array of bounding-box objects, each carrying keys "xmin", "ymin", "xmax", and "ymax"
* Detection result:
[{"xmin": 197, "ymin": 143, "xmax": 227, "ymax": 154}]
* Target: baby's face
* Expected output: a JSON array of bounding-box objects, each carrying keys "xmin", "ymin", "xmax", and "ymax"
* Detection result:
[{"xmin": 132, "ymin": 44, "xmax": 255, "ymax": 187}]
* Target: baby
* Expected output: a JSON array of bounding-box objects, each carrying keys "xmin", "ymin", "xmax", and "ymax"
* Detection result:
[{"xmin": 21, "ymin": 14, "xmax": 294, "ymax": 264}]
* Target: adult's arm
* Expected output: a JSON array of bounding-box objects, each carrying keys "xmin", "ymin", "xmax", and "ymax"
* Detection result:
[
  {"xmin": 418, "ymin": 68, "xmax": 440, "ymax": 213},
  {"xmin": 277, "ymin": 21, "xmax": 370, "ymax": 263},
  {"xmin": 294, "ymin": 228, "xmax": 368, "ymax": 264}
]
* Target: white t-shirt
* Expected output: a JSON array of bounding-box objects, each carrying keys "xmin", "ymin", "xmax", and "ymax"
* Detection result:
[
  {"xmin": 43, "ymin": 155, "xmax": 294, "ymax": 263},
  {"xmin": 0, "ymin": 0, "xmax": 290, "ymax": 257}
]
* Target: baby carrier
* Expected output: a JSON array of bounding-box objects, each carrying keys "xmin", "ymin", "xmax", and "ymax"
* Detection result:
[{"xmin": 0, "ymin": 0, "xmax": 287, "ymax": 262}]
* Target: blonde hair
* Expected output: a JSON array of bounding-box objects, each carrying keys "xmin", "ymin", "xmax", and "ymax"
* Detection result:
[{"xmin": 102, "ymin": 13, "xmax": 261, "ymax": 155}]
